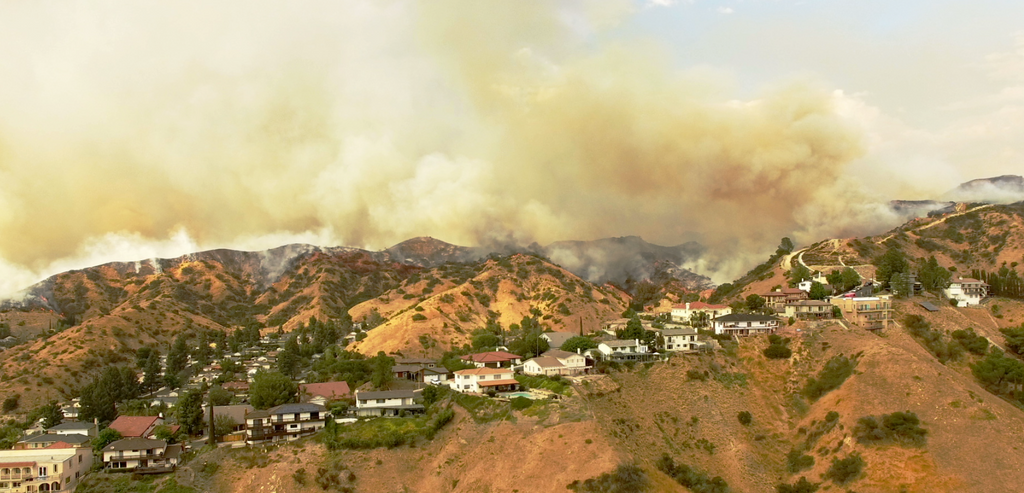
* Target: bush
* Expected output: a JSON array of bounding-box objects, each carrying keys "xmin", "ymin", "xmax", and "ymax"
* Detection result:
[
  {"xmin": 802, "ymin": 356, "xmax": 856, "ymax": 401},
  {"xmin": 776, "ymin": 477, "xmax": 819, "ymax": 493},
  {"xmin": 686, "ymin": 369, "xmax": 708, "ymax": 382},
  {"xmin": 511, "ymin": 397, "xmax": 533, "ymax": 411},
  {"xmin": 786, "ymin": 448, "xmax": 815, "ymax": 473},
  {"xmin": 825, "ymin": 453, "xmax": 865, "ymax": 485},
  {"xmin": 2, "ymin": 394, "xmax": 19, "ymax": 413},
  {"xmin": 656, "ymin": 453, "xmax": 729, "ymax": 493},
  {"xmin": 763, "ymin": 344, "xmax": 793, "ymax": 359},
  {"xmin": 567, "ymin": 464, "xmax": 650, "ymax": 492},
  {"xmin": 737, "ymin": 411, "xmax": 752, "ymax": 426},
  {"xmin": 854, "ymin": 411, "xmax": 927, "ymax": 446},
  {"xmin": 411, "ymin": 313, "xmax": 427, "ymax": 321},
  {"xmin": 292, "ymin": 468, "xmax": 308, "ymax": 486}
]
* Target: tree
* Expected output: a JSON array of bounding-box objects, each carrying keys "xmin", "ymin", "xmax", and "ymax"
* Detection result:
[
  {"xmin": 370, "ymin": 352, "xmax": 396, "ymax": 390},
  {"xmin": 166, "ymin": 334, "xmax": 190, "ymax": 376},
  {"xmin": 737, "ymin": 411, "xmax": 752, "ymax": 426},
  {"xmin": 745, "ymin": 294, "xmax": 766, "ymax": 311},
  {"xmin": 788, "ymin": 263, "xmax": 812, "ymax": 287},
  {"xmin": 875, "ymin": 248, "xmax": 909, "ymax": 289},
  {"xmin": 890, "ymin": 272, "xmax": 913, "ymax": 298},
  {"xmin": 2, "ymin": 394, "xmax": 19, "ymax": 413},
  {"xmin": 40, "ymin": 401, "xmax": 64, "ymax": 429},
  {"xmin": 79, "ymin": 380, "xmax": 117, "ymax": 424},
  {"xmin": 808, "ymin": 282, "xmax": 829, "ymax": 300},
  {"xmin": 278, "ymin": 350, "xmax": 300, "ymax": 378},
  {"xmin": 560, "ymin": 336, "xmax": 598, "ymax": 354},
  {"xmin": 250, "ymin": 370, "xmax": 298, "ymax": 410},
  {"xmin": 93, "ymin": 428, "xmax": 122, "ymax": 453},
  {"xmin": 214, "ymin": 415, "xmax": 238, "ymax": 438},
  {"xmin": 827, "ymin": 267, "xmax": 862, "ymax": 293},
  {"xmin": 617, "ymin": 315, "xmax": 646, "ymax": 340},
  {"xmin": 508, "ymin": 332, "xmax": 551, "ymax": 359},
  {"xmin": 825, "ymin": 453, "xmax": 865, "ymax": 485},
  {"xmin": 142, "ymin": 350, "xmax": 163, "ymax": 393},
  {"xmin": 208, "ymin": 386, "xmax": 233, "ymax": 406},
  {"xmin": 632, "ymin": 281, "xmax": 662, "ymax": 310},
  {"xmin": 175, "ymin": 389, "xmax": 205, "ymax": 436},
  {"xmin": 689, "ymin": 311, "xmax": 710, "ymax": 329},
  {"xmin": 153, "ymin": 424, "xmax": 181, "ymax": 444},
  {"xmin": 779, "ymin": 237, "xmax": 795, "ymax": 253},
  {"xmin": 471, "ymin": 331, "xmax": 500, "ymax": 350},
  {"xmin": 776, "ymin": 477, "xmax": 819, "ymax": 493},
  {"xmin": 918, "ymin": 256, "xmax": 951, "ymax": 292}
]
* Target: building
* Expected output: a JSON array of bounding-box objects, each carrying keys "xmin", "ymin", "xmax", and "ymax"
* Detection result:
[
  {"xmin": 459, "ymin": 351, "xmax": 523, "ymax": 369},
  {"xmin": 594, "ymin": 339, "xmax": 658, "ymax": 362},
  {"xmin": 245, "ymin": 403, "xmax": 327, "ymax": 444},
  {"xmin": 0, "ymin": 447, "xmax": 93, "ymax": 492},
  {"xmin": 451, "ymin": 367, "xmax": 520, "ymax": 393},
  {"xmin": 670, "ymin": 302, "xmax": 732, "ymax": 323},
  {"xmin": 209, "ymin": 405, "xmax": 253, "ymax": 434},
  {"xmin": 14, "ymin": 434, "xmax": 91, "ymax": 451},
  {"xmin": 521, "ymin": 349, "xmax": 590, "ymax": 376},
  {"xmin": 784, "ymin": 300, "xmax": 835, "ymax": 320},
  {"xmin": 540, "ymin": 332, "xmax": 575, "ymax": 349},
  {"xmin": 299, "ymin": 381, "xmax": 352, "ymax": 406},
  {"xmin": 107, "ymin": 416, "xmax": 162, "ymax": 439},
  {"xmin": 46, "ymin": 422, "xmax": 97, "ymax": 438},
  {"xmin": 763, "ymin": 288, "xmax": 809, "ymax": 312},
  {"xmin": 660, "ymin": 327, "xmax": 702, "ymax": 352},
  {"xmin": 830, "ymin": 295, "xmax": 893, "ymax": 330},
  {"xmin": 353, "ymin": 390, "xmax": 425, "ymax": 417},
  {"xmin": 101, "ymin": 438, "xmax": 181, "ymax": 472},
  {"xmin": 712, "ymin": 313, "xmax": 779, "ymax": 336},
  {"xmin": 944, "ymin": 277, "xmax": 989, "ymax": 307}
]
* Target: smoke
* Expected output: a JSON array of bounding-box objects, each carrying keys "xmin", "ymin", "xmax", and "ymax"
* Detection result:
[{"xmin": 0, "ymin": 0, "xmax": 906, "ymax": 297}]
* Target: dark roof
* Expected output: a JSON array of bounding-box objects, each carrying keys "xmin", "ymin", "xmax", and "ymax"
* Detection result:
[
  {"xmin": 460, "ymin": 351, "xmax": 523, "ymax": 363},
  {"xmin": 660, "ymin": 328, "xmax": 698, "ymax": 336},
  {"xmin": 714, "ymin": 313, "xmax": 779, "ymax": 323},
  {"xmin": 268, "ymin": 403, "xmax": 326, "ymax": 415},
  {"xmin": 919, "ymin": 301, "xmax": 941, "ymax": 312},
  {"xmin": 48, "ymin": 422, "xmax": 94, "ymax": 431},
  {"xmin": 103, "ymin": 438, "xmax": 166, "ymax": 452},
  {"xmin": 20, "ymin": 433, "xmax": 90, "ymax": 444},
  {"xmin": 355, "ymin": 390, "xmax": 418, "ymax": 400}
]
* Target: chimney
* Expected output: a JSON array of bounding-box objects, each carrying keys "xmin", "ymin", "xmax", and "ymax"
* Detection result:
[{"xmin": 685, "ymin": 302, "xmax": 690, "ymax": 310}]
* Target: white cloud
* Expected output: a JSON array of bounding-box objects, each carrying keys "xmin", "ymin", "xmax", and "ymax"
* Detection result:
[{"xmin": 717, "ymin": 7, "xmax": 734, "ymax": 14}]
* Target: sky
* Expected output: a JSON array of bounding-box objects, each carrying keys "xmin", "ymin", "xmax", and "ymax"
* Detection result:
[{"xmin": 1, "ymin": 0, "xmax": 1023, "ymax": 297}]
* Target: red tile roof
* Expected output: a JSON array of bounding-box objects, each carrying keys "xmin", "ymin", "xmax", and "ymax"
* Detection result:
[
  {"xmin": 108, "ymin": 416, "xmax": 161, "ymax": 438},
  {"xmin": 460, "ymin": 351, "xmax": 523, "ymax": 363},
  {"xmin": 300, "ymin": 381, "xmax": 352, "ymax": 400},
  {"xmin": 44, "ymin": 441, "xmax": 75, "ymax": 449}
]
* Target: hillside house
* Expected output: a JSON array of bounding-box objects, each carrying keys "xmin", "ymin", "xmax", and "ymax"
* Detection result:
[
  {"xmin": 784, "ymin": 300, "xmax": 835, "ymax": 320},
  {"xmin": 944, "ymin": 277, "xmax": 989, "ymax": 307},
  {"xmin": 460, "ymin": 351, "xmax": 523, "ymax": 369},
  {"xmin": 107, "ymin": 416, "xmax": 162, "ymax": 439},
  {"xmin": 830, "ymin": 295, "xmax": 893, "ymax": 330},
  {"xmin": 46, "ymin": 421, "xmax": 97, "ymax": 438},
  {"xmin": 395, "ymin": 358, "xmax": 437, "ymax": 368},
  {"xmin": 452, "ymin": 368, "xmax": 520, "ymax": 393},
  {"xmin": 593, "ymin": 339, "xmax": 658, "ymax": 362},
  {"xmin": 0, "ymin": 447, "xmax": 94, "ymax": 492},
  {"xmin": 670, "ymin": 302, "xmax": 731, "ymax": 323},
  {"xmin": 101, "ymin": 438, "xmax": 180, "ymax": 472},
  {"xmin": 763, "ymin": 288, "xmax": 809, "ymax": 312},
  {"xmin": 540, "ymin": 331, "xmax": 575, "ymax": 349},
  {"xmin": 14, "ymin": 433, "xmax": 91, "ymax": 450},
  {"xmin": 522, "ymin": 349, "xmax": 590, "ymax": 376},
  {"xmin": 354, "ymin": 390, "xmax": 425, "ymax": 417},
  {"xmin": 245, "ymin": 403, "xmax": 327, "ymax": 444},
  {"xmin": 659, "ymin": 327, "xmax": 702, "ymax": 352},
  {"xmin": 712, "ymin": 314, "xmax": 779, "ymax": 336},
  {"xmin": 209, "ymin": 405, "xmax": 253, "ymax": 434},
  {"xmin": 300, "ymin": 381, "xmax": 352, "ymax": 406}
]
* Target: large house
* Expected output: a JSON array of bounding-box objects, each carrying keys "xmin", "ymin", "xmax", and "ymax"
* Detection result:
[
  {"xmin": 784, "ymin": 300, "xmax": 835, "ymax": 320},
  {"xmin": 245, "ymin": 403, "xmax": 327, "ymax": 444},
  {"xmin": 354, "ymin": 390, "xmax": 425, "ymax": 417},
  {"xmin": 299, "ymin": 381, "xmax": 352, "ymax": 406},
  {"xmin": 451, "ymin": 368, "xmax": 520, "ymax": 393},
  {"xmin": 763, "ymin": 288, "xmax": 809, "ymax": 312},
  {"xmin": 944, "ymin": 277, "xmax": 989, "ymax": 307},
  {"xmin": 460, "ymin": 351, "xmax": 523, "ymax": 369},
  {"xmin": 209, "ymin": 405, "xmax": 253, "ymax": 435},
  {"xmin": 46, "ymin": 421, "xmax": 97, "ymax": 438},
  {"xmin": 593, "ymin": 339, "xmax": 658, "ymax": 362},
  {"xmin": 830, "ymin": 295, "xmax": 893, "ymax": 330},
  {"xmin": 712, "ymin": 313, "xmax": 779, "ymax": 336},
  {"xmin": 521, "ymin": 349, "xmax": 590, "ymax": 376},
  {"xmin": 101, "ymin": 438, "xmax": 181, "ymax": 472},
  {"xmin": 670, "ymin": 302, "xmax": 731, "ymax": 323},
  {"xmin": 14, "ymin": 433, "xmax": 91, "ymax": 450},
  {"xmin": 0, "ymin": 447, "xmax": 94, "ymax": 492},
  {"xmin": 660, "ymin": 327, "xmax": 702, "ymax": 352},
  {"xmin": 107, "ymin": 416, "xmax": 162, "ymax": 439}
]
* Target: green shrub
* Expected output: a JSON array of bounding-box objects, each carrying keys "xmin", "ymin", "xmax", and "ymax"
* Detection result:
[
  {"xmin": 686, "ymin": 369, "xmax": 708, "ymax": 381},
  {"xmin": 776, "ymin": 477, "xmax": 819, "ymax": 493},
  {"xmin": 763, "ymin": 344, "xmax": 793, "ymax": 359},
  {"xmin": 854, "ymin": 411, "xmax": 927, "ymax": 446},
  {"xmin": 655, "ymin": 454, "xmax": 729, "ymax": 493},
  {"xmin": 411, "ymin": 313, "xmax": 427, "ymax": 321},
  {"xmin": 737, "ymin": 411, "xmax": 752, "ymax": 426},
  {"xmin": 292, "ymin": 468, "xmax": 308, "ymax": 485},
  {"xmin": 511, "ymin": 397, "xmax": 533, "ymax": 411},
  {"xmin": 802, "ymin": 356, "xmax": 856, "ymax": 401},
  {"xmin": 567, "ymin": 464, "xmax": 650, "ymax": 492},
  {"xmin": 786, "ymin": 448, "xmax": 814, "ymax": 473},
  {"xmin": 825, "ymin": 453, "xmax": 865, "ymax": 485}
]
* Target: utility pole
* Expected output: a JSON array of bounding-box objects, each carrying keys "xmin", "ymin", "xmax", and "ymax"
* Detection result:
[{"xmin": 207, "ymin": 393, "xmax": 215, "ymax": 447}]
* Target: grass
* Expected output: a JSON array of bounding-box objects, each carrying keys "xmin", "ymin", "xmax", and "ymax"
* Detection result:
[
  {"xmin": 320, "ymin": 416, "xmax": 436, "ymax": 449},
  {"xmin": 515, "ymin": 374, "xmax": 572, "ymax": 395},
  {"xmin": 453, "ymin": 393, "xmax": 513, "ymax": 423}
]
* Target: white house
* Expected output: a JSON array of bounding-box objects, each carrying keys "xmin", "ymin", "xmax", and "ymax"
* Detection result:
[
  {"xmin": 944, "ymin": 277, "xmax": 989, "ymax": 307},
  {"xmin": 0, "ymin": 447, "xmax": 94, "ymax": 492},
  {"xmin": 522, "ymin": 349, "xmax": 590, "ymax": 376},
  {"xmin": 354, "ymin": 390, "xmax": 425, "ymax": 417},
  {"xmin": 593, "ymin": 339, "xmax": 658, "ymax": 362},
  {"xmin": 460, "ymin": 351, "xmax": 523, "ymax": 369},
  {"xmin": 670, "ymin": 302, "xmax": 732, "ymax": 323},
  {"xmin": 102, "ymin": 438, "xmax": 180, "ymax": 472},
  {"xmin": 47, "ymin": 421, "xmax": 98, "ymax": 438},
  {"xmin": 660, "ymin": 328, "xmax": 702, "ymax": 352},
  {"xmin": 451, "ymin": 368, "xmax": 519, "ymax": 393},
  {"xmin": 712, "ymin": 313, "xmax": 779, "ymax": 336},
  {"xmin": 245, "ymin": 403, "xmax": 327, "ymax": 444}
]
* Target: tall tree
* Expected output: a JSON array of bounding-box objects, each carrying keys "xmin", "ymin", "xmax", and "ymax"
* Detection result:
[
  {"xmin": 175, "ymin": 389, "xmax": 205, "ymax": 435},
  {"xmin": 875, "ymin": 248, "xmax": 909, "ymax": 289},
  {"xmin": 166, "ymin": 334, "xmax": 190, "ymax": 376},
  {"xmin": 249, "ymin": 370, "xmax": 298, "ymax": 409},
  {"xmin": 40, "ymin": 401, "xmax": 64, "ymax": 429},
  {"xmin": 370, "ymin": 352, "xmax": 396, "ymax": 390}
]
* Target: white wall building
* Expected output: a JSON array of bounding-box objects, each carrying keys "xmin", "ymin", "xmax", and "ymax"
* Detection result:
[
  {"xmin": 0, "ymin": 447, "xmax": 93, "ymax": 492},
  {"xmin": 354, "ymin": 390, "xmax": 424, "ymax": 417},
  {"xmin": 712, "ymin": 314, "xmax": 779, "ymax": 336},
  {"xmin": 522, "ymin": 349, "xmax": 590, "ymax": 376},
  {"xmin": 245, "ymin": 403, "xmax": 327, "ymax": 443},
  {"xmin": 101, "ymin": 438, "xmax": 180, "ymax": 472},
  {"xmin": 451, "ymin": 368, "xmax": 519, "ymax": 393},
  {"xmin": 670, "ymin": 302, "xmax": 731, "ymax": 323},
  {"xmin": 660, "ymin": 328, "xmax": 701, "ymax": 352},
  {"xmin": 944, "ymin": 277, "xmax": 989, "ymax": 307}
]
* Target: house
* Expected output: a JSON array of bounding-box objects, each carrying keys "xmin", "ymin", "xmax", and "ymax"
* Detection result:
[
  {"xmin": 107, "ymin": 416, "xmax": 162, "ymax": 438},
  {"xmin": 354, "ymin": 390, "xmax": 425, "ymax": 417},
  {"xmin": 395, "ymin": 358, "xmax": 437, "ymax": 368},
  {"xmin": 14, "ymin": 433, "xmax": 91, "ymax": 450},
  {"xmin": 830, "ymin": 295, "xmax": 893, "ymax": 330},
  {"xmin": 460, "ymin": 351, "xmax": 523, "ymax": 369},
  {"xmin": 540, "ymin": 332, "xmax": 575, "ymax": 349},
  {"xmin": 47, "ymin": 421, "xmax": 98, "ymax": 438},
  {"xmin": 210, "ymin": 405, "xmax": 253, "ymax": 433},
  {"xmin": 594, "ymin": 339, "xmax": 658, "ymax": 362},
  {"xmin": 670, "ymin": 302, "xmax": 732, "ymax": 323},
  {"xmin": 451, "ymin": 368, "xmax": 520, "ymax": 393},
  {"xmin": 245, "ymin": 403, "xmax": 327, "ymax": 444},
  {"xmin": 712, "ymin": 314, "xmax": 779, "ymax": 336},
  {"xmin": 944, "ymin": 277, "xmax": 989, "ymax": 307},
  {"xmin": 0, "ymin": 446, "xmax": 94, "ymax": 492},
  {"xmin": 521, "ymin": 349, "xmax": 590, "ymax": 376},
  {"xmin": 222, "ymin": 381, "xmax": 250, "ymax": 394},
  {"xmin": 784, "ymin": 300, "xmax": 835, "ymax": 320},
  {"xmin": 660, "ymin": 328, "xmax": 702, "ymax": 352},
  {"xmin": 763, "ymin": 288, "xmax": 809, "ymax": 312},
  {"xmin": 60, "ymin": 406, "xmax": 79, "ymax": 421},
  {"xmin": 101, "ymin": 438, "xmax": 181, "ymax": 472},
  {"xmin": 300, "ymin": 381, "xmax": 352, "ymax": 406}
]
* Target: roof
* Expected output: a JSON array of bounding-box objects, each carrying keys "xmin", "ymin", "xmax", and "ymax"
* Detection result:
[
  {"xmin": 671, "ymin": 302, "xmax": 728, "ymax": 310},
  {"xmin": 661, "ymin": 328, "xmax": 698, "ymax": 336},
  {"xmin": 919, "ymin": 301, "xmax": 941, "ymax": 312},
  {"xmin": 268, "ymin": 403, "xmax": 326, "ymax": 415},
  {"xmin": 714, "ymin": 313, "xmax": 779, "ymax": 323},
  {"xmin": 213, "ymin": 405, "xmax": 254, "ymax": 424},
  {"xmin": 395, "ymin": 358, "xmax": 436, "ymax": 365},
  {"xmin": 541, "ymin": 332, "xmax": 575, "ymax": 347},
  {"xmin": 392, "ymin": 364, "xmax": 426, "ymax": 373},
  {"xmin": 541, "ymin": 349, "xmax": 581, "ymax": 360},
  {"xmin": 953, "ymin": 277, "xmax": 987, "ymax": 284},
  {"xmin": 44, "ymin": 441, "xmax": 77, "ymax": 449},
  {"xmin": 356, "ymin": 390, "xmax": 418, "ymax": 400},
  {"xmin": 108, "ymin": 416, "xmax": 160, "ymax": 437},
  {"xmin": 460, "ymin": 351, "xmax": 523, "ymax": 363},
  {"xmin": 165, "ymin": 443, "xmax": 183, "ymax": 460},
  {"xmin": 478, "ymin": 379, "xmax": 521, "ymax": 387},
  {"xmin": 0, "ymin": 462, "xmax": 35, "ymax": 468},
  {"xmin": 785, "ymin": 300, "xmax": 833, "ymax": 306},
  {"xmin": 103, "ymin": 437, "xmax": 166, "ymax": 452},
  {"xmin": 781, "ymin": 288, "xmax": 806, "ymax": 295},
  {"xmin": 19, "ymin": 433, "xmax": 90, "ymax": 444},
  {"xmin": 454, "ymin": 367, "xmax": 513, "ymax": 376},
  {"xmin": 300, "ymin": 381, "xmax": 352, "ymax": 400},
  {"xmin": 601, "ymin": 339, "xmax": 639, "ymax": 347},
  {"xmin": 762, "ymin": 291, "xmax": 787, "ymax": 297},
  {"xmin": 48, "ymin": 421, "xmax": 94, "ymax": 431},
  {"xmin": 526, "ymin": 356, "xmax": 564, "ymax": 369}
]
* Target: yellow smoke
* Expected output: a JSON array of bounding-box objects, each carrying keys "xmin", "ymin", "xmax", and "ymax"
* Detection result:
[{"xmin": 0, "ymin": 0, "xmax": 892, "ymax": 295}]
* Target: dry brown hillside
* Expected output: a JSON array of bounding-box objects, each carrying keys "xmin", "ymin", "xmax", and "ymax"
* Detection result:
[{"xmin": 350, "ymin": 253, "xmax": 630, "ymax": 357}]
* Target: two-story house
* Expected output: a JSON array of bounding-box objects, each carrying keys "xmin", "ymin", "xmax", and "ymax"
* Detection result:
[
  {"xmin": 712, "ymin": 313, "xmax": 779, "ymax": 336},
  {"xmin": 459, "ymin": 351, "xmax": 523, "ymax": 369},
  {"xmin": 46, "ymin": 421, "xmax": 97, "ymax": 438},
  {"xmin": 670, "ymin": 302, "xmax": 731, "ymax": 324},
  {"xmin": 354, "ymin": 390, "xmax": 425, "ymax": 417},
  {"xmin": 107, "ymin": 416, "xmax": 162, "ymax": 439},
  {"xmin": 784, "ymin": 300, "xmax": 835, "ymax": 320},
  {"xmin": 101, "ymin": 438, "xmax": 180, "ymax": 472},
  {"xmin": 299, "ymin": 381, "xmax": 352, "ymax": 406},
  {"xmin": 0, "ymin": 447, "xmax": 93, "ymax": 492},
  {"xmin": 14, "ymin": 433, "xmax": 91, "ymax": 451},
  {"xmin": 521, "ymin": 349, "xmax": 591, "ymax": 376},
  {"xmin": 593, "ymin": 339, "xmax": 658, "ymax": 362},
  {"xmin": 762, "ymin": 288, "xmax": 809, "ymax": 312},
  {"xmin": 830, "ymin": 295, "xmax": 893, "ymax": 330},
  {"xmin": 944, "ymin": 277, "xmax": 989, "ymax": 307},
  {"xmin": 451, "ymin": 368, "xmax": 520, "ymax": 393},
  {"xmin": 245, "ymin": 403, "xmax": 327, "ymax": 444},
  {"xmin": 660, "ymin": 328, "xmax": 702, "ymax": 352}
]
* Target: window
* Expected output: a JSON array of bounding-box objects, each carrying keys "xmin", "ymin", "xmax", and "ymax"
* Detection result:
[
  {"xmin": 376, "ymin": 399, "xmax": 386, "ymax": 404},
  {"xmin": 38, "ymin": 467, "xmax": 47, "ymax": 477}
]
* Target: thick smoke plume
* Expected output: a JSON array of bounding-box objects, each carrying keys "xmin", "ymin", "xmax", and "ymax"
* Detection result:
[{"xmin": 0, "ymin": 0, "xmax": 900, "ymax": 297}]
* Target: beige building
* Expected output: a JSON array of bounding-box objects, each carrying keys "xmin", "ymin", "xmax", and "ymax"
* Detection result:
[
  {"xmin": 0, "ymin": 447, "xmax": 93, "ymax": 492},
  {"xmin": 830, "ymin": 295, "xmax": 893, "ymax": 330},
  {"xmin": 784, "ymin": 300, "xmax": 835, "ymax": 320},
  {"xmin": 101, "ymin": 438, "xmax": 181, "ymax": 472}
]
